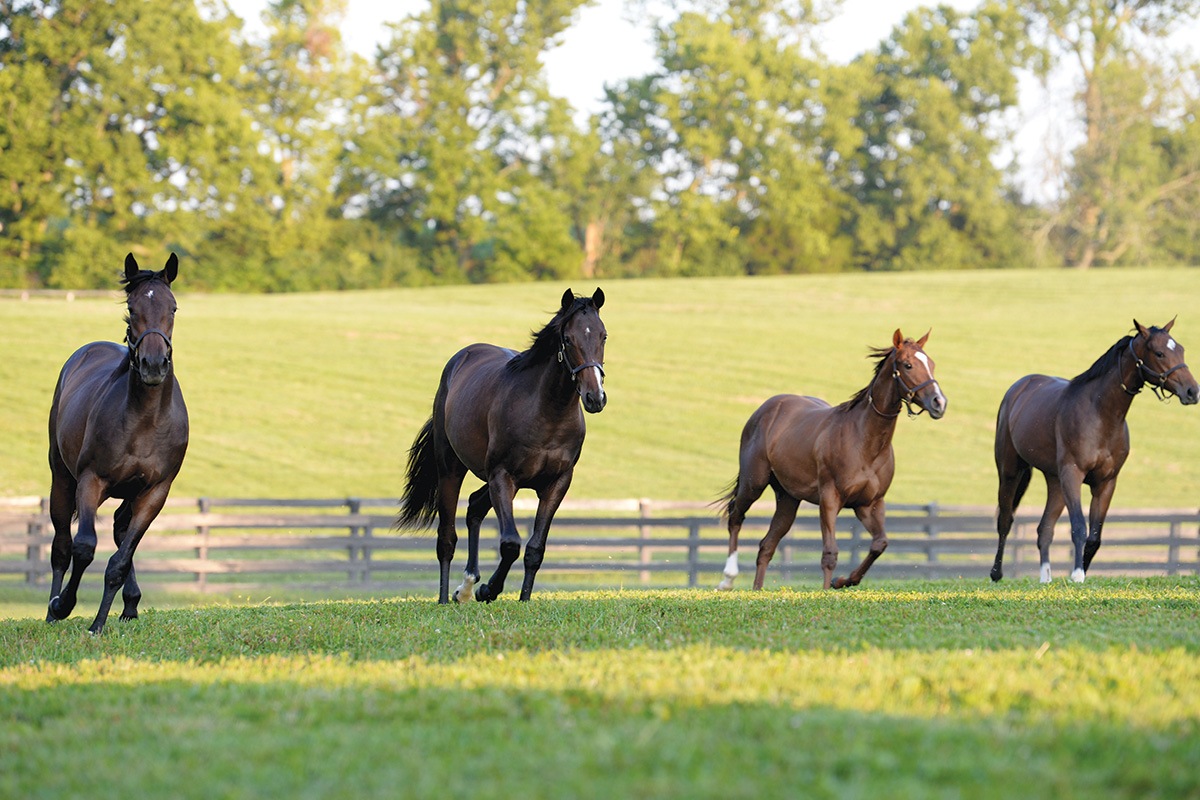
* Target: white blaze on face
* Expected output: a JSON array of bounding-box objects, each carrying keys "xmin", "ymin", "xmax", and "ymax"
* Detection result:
[
  {"xmin": 1168, "ymin": 338, "xmax": 1177, "ymax": 351},
  {"xmin": 914, "ymin": 351, "xmax": 931, "ymax": 371}
]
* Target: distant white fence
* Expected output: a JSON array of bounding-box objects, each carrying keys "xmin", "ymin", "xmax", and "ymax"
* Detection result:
[{"xmin": 2, "ymin": 496, "xmax": 1198, "ymax": 594}]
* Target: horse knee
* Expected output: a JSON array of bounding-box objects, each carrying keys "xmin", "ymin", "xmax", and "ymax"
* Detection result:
[
  {"xmin": 820, "ymin": 550, "xmax": 838, "ymax": 571},
  {"xmin": 523, "ymin": 546, "xmax": 545, "ymax": 573},
  {"xmin": 71, "ymin": 540, "xmax": 95, "ymax": 567},
  {"xmin": 869, "ymin": 537, "xmax": 888, "ymax": 555}
]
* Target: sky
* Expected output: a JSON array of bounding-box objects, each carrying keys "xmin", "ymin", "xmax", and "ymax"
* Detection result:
[{"xmin": 222, "ymin": 0, "xmax": 1147, "ymax": 203}]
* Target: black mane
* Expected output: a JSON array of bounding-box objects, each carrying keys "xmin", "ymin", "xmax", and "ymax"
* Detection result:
[
  {"xmin": 1069, "ymin": 333, "xmax": 1138, "ymax": 387},
  {"xmin": 836, "ymin": 346, "xmax": 896, "ymax": 411},
  {"xmin": 506, "ymin": 296, "xmax": 597, "ymax": 373},
  {"xmin": 119, "ymin": 268, "xmax": 164, "ymax": 296}
]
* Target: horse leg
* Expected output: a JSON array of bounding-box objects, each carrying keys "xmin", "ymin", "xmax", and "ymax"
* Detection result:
[
  {"xmin": 1035, "ymin": 477, "xmax": 1066, "ymax": 583},
  {"xmin": 1057, "ymin": 467, "xmax": 1088, "ymax": 583},
  {"xmin": 45, "ymin": 469, "xmax": 76, "ymax": 622},
  {"xmin": 89, "ymin": 483, "xmax": 170, "ymax": 635},
  {"xmin": 992, "ymin": 463, "xmax": 1031, "ymax": 582},
  {"xmin": 519, "ymin": 469, "xmax": 573, "ymax": 601},
  {"xmin": 817, "ymin": 486, "xmax": 842, "ymax": 590},
  {"xmin": 751, "ymin": 486, "xmax": 799, "ymax": 590},
  {"xmin": 838, "ymin": 501, "xmax": 888, "ymax": 588},
  {"xmin": 48, "ymin": 475, "xmax": 104, "ymax": 621},
  {"xmin": 992, "ymin": 407, "xmax": 1030, "ymax": 582},
  {"xmin": 112, "ymin": 499, "xmax": 141, "ymax": 620},
  {"xmin": 476, "ymin": 471, "xmax": 519, "ymax": 603},
  {"xmin": 434, "ymin": 471, "xmax": 466, "ymax": 605},
  {"xmin": 718, "ymin": 462, "xmax": 771, "ymax": 591},
  {"xmin": 453, "ymin": 484, "xmax": 492, "ymax": 603},
  {"xmin": 1082, "ymin": 479, "xmax": 1117, "ymax": 573}
]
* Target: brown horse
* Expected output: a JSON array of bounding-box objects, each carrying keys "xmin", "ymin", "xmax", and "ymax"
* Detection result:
[
  {"xmin": 46, "ymin": 253, "xmax": 189, "ymax": 634},
  {"xmin": 991, "ymin": 320, "xmax": 1197, "ymax": 584},
  {"xmin": 717, "ymin": 330, "xmax": 946, "ymax": 591},
  {"xmin": 397, "ymin": 288, "xmax": 607, "ymax": 604},
  {"xmin": 710, "ymin": 331, "xmax": 945, "ymax": 587}
]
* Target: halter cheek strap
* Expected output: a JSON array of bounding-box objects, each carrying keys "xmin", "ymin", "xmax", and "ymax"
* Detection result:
[
  {"xmin": 870, "ymin": 353, "xmax": 938, "ymax": 418},
  {"xmin": 1123, "ymin": 337, "xmax": 1188, "ymax": 401},
  {"xmin": 558, "ymin": 341, "xmax": 605, "ymax": 385}
]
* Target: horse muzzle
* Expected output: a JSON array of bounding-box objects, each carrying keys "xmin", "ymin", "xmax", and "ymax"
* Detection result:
[
  {"xmin": 924, "ymin": 384, "xmax": 948, "ymax": 419},
  {"xmin": 582, "ymin": 387, "xmax": 607, "ymax": 414},
  {"xmin": 138, "ymin": 355, "xmax": 170, "ymax": 386}
]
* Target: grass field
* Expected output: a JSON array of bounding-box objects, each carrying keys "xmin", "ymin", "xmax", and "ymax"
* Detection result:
[
  {"xmin": 3, "ymin": 268, "xmax": 1200, "ymax": 509},
  {"xmin": 3, "ymin": 578, "xmax": 1199, "ymax": 798}
]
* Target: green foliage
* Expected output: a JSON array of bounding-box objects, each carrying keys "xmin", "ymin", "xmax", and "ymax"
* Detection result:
[{"xmin": 2, "ymin": 580, "xmax": 1200, "ymax": 797}]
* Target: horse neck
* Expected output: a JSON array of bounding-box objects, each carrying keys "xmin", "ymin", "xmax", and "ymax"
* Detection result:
[
  {"xmin": 125, "ymin": 365, "xmax": 177, "ymax": 416},
  {"xmin": 1082, "ymin": 348, "xmax": 1140, "ymax": 422},
  {"xmin": 854, "ymin": 363, "xmax": 902, "ymax": 447},
  {"xmin": 530, "ymin": 357, "xmax": 583, "ymax": 416}
]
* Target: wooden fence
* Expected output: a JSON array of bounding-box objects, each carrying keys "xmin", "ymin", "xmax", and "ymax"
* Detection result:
[{"xmin": 2, "ymin": 496, "xmax": 1198, "ymax": 595}]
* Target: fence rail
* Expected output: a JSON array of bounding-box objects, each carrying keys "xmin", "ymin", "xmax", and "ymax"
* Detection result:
[{"xmin": 2, "ymin": 496, "xmax": 1198, "ymax": 594}]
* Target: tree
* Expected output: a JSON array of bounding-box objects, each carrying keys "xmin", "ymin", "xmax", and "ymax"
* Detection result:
[
  {"xmin": 841, "ymin": 2, "xmax": 1033, "ymax": 271},
  {"xmin": 343, "ymin": 0, "xmax": 593, "ymax": 283},
  {"xmin": 1017, "ymin": 0, "xmax": 1200, "ymax": 268},
  {"xmin": 0, "ymin": 0, "xmax": 269, "ymax": 287},
  {"xmin": 602, "ymin": 0, "xmax": 856, "ymax": 276}
]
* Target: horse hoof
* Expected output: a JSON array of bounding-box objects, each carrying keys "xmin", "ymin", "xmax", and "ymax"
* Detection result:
[
  {"xmin": 716, "ymin": 577, "xmax": 735, "ymax": 591},
  {"xmin": 830, "ymin": 577, "xmax": 846, "ymax": 590},
  {"xmin": 453, "ymin": 573, "xmax": 477, "ymax": 604},
  {"xmin": 47, "ymin": 595, "xmax": 71, "ymax": 621},
  {"xmin": 475, "ymin": 584, "xmax": 495, "ymax": 604},
  {"xmin": 989, "ymin": 568, "xmax": 1003, "ymax": 582},
  {"xmin": 1070, "ymin": 568, "xmax": 1085, "ymax": 583}
]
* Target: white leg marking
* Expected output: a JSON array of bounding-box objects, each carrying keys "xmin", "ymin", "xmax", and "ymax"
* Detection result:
[
  {"xmin": 1070, "ymin": 568, "xmax": 1086, "ymax": 583},
  {"xmin": 1040, "ymin": 563, "xmax": 1052, "ymax": 584},
  {"xmin": 716, "ymin": 550, "xmax": 738, "ymax": 591},
  {"xmin": 453, "ymin": 571, "xmax": 477, "ymax": 603}
]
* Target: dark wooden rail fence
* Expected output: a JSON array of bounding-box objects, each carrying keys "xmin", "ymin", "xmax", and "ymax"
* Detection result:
[{"xmin": 2, "ymin": 496, "xmax": 1198, "ymax": 594}]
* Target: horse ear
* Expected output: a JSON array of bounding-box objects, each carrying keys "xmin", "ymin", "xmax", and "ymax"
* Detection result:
[
  {"xmin": 125, "ymin": 253, "xmax": 139, "ymax": 279},
  {"xmin": 592, "ymin": 287, "xmax": 604, "ymax": 310},
  {"xmin": 916, "ymin": 328, "xmax": 930, "ymax": 348},
  {"xmin": 561, "ymin": 288, "xmax": 574, "ymax": 311},
  {"xmin": 892, "ymin": 329, "xmax": 903, "ymax": 348},
  {"xmin": 163, "ymin": 253, "xmax": 179, "ymax": 284},
  {"xmin": 1164, "ymin": 316, "xmax": 1177, "ymax": 333},
  {"xmin": 1134, "ymin": 319, "xmax": 1151, "ymax": 339}
]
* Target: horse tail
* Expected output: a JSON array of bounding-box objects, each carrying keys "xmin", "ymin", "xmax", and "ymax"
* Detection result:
[
  {"xmin": 714, "ymin": 474, "xmax": 740, "ymax": 521},
  {"xmin": 396, "ymin": 417, "xmax": 440, "ymax": 531},
  {"xmin": 1010, "ymin": 468, "xmax": 1033, "ymax": 511}
]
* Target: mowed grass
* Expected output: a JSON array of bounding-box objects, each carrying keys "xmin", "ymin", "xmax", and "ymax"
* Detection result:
[
  {"xmin": 3, "ymin": 579, "xmax": 1200, "ymax": 798},
  {"xmin": 2, "ymin": 268, "xmax": 1200, "ymax": 507}
]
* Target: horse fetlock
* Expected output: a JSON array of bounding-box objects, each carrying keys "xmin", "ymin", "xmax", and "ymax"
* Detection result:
[
  {"xmin": 716, "ymin": 575, "xmax": 736, "ymax": 591},
  {"xmin": 453, "ymin": 571, "xmax": 478, "ymax": 603},
  {"xmin": 989, "ymin": 566, "xmax": 1004, "ymax": 582},
  {"xmin": 1070, "ymin": 568, "xmax": 1086, "ymax": 583},
  {"xmin": 48, "ymin": 593, "xmax": 75, "ymax": 620}
]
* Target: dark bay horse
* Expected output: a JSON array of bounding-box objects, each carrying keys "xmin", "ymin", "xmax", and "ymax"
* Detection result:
[
  {"xmin": 717, "ymin": 330, "xmax": 946, "ymax": 591},
  {"xmin": 397, "ymin": 288, "xmax": 607, "ymax": 604},
  {"xmin": 991, "ymin": 320, "xmax": 1197, "ymax": 584},
  {"xmin": 46, "ymin": 253, "xmax": 189, "ymax": 634}
]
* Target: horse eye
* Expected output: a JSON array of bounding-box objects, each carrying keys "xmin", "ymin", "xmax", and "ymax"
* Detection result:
[
  {"xmin": 904, "ymin": 362, "xmax": 913, "ymax": 370},
  {"xmin": 1155, "ymin": 351, "xmax": 1164, "ymax": 358}
]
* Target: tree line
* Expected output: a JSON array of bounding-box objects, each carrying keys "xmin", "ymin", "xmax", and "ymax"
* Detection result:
[{"xmin": 2, "ymin": 0, "xmax": 1198, "ymax": 291}]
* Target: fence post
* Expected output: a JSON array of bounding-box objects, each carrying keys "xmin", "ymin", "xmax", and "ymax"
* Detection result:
[
  {"xmin": 926, "ymin": 502, "xmax": 940, "ymax": 568},
  {"xmin": 1167, "ymin": 520, "xmax": 1181, "ymax": 576},
  {"xmin": 638, "ymin": 498, "xmax": 651, "ymax": 584},
  {"xmin": 687, "ymin": 521, "xmax": 701, "ymax": 588},
  {"xmin": 849, "ymin": 518, "xmax": 862, "ymax": 570},
  {"xmin": 347, "ymin": 498, "xmax": 361, "ymax": 583},
  {"xmin": 361, "ymin": 522, "xmax": 374, "ymax": 584},
  {"xmin": 196, "ymin": 497, "xmax": 210, "ymax": 589},
  {"xmin": 26, "ymin": 497, "xmax": 48, "ymax": 585}
]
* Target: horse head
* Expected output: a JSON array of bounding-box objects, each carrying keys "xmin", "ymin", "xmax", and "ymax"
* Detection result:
[
  {"xmin": 559, "ymin": 287, "xmax": 607, "ymax": 413},
  {"xmin": 891, "ymin": 329, "xmax": 947, "ymax": 419},
  {"xmin": 1133, "ymin": 318, "xmax": 1199, "ymax": 405},
  {"xmin": 123, "ymin": 253, "xmax": 179, "ymax": 387}
]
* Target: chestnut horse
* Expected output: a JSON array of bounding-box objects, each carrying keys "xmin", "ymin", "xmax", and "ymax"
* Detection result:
[
  {"xmin": 46, "ymin": 253, "xmax": 189, "ymax": 634},
  {"xmin": 991, "ymin": 320, "xmax": 1197, "ymax": 584},
  {"xmin": 717, "ymin": 330, "xmax": 946, "ymax": 591},
  {"xmin": 397, "ymin": 288, "xmax": 607, "ymax": 604}
]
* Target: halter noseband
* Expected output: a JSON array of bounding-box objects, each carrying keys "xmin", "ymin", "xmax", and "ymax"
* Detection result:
[
  {"xmin": 558, "ymin": 339, "xmax": 605, "ymax": 387},
  {"xmin": 871, "ymin": 350, "xmax": 938, "ymax": 418},
  {"xmin": 126, "ymin": 326, "xmax": 173, "ymax": 376},
  {"xmin": 1123, "ymin": 336, "xmax": 1188, "ymax": 401}
]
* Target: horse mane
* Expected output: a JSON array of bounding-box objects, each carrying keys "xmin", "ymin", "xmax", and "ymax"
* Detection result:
[
  {"xmin": 119, "ymin": 268, "xmax": 164, "ymax": 296},
  {"xmin": 836, "ymin": 345, "xmax": 896, "ymax": 411},
  {"xmin": 1068, "ymin": 333, "xmax": 1138, "ymax": 387},
  {"xmin": 506, "ymin": 296, "xmax": 596, "ymax": 373}
]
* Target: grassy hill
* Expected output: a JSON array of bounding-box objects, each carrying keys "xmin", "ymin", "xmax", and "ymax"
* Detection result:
[{"xmin": 3, "ymin": 268, "xmax": 1200, "ymax": 508}]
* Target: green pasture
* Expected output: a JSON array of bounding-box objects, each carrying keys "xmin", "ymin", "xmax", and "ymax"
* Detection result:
[
  {"xmin": 3, "ymin": 269, "xmax": 1200, "ymax": 508},
  {"xmin": 3, "ymin": 579, "xmax": 1199, "ymax": 798}
]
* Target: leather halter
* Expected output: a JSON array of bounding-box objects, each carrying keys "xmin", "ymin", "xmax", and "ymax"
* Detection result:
[
  {"xmin": 558, "ymin": 339, "xmax": 605, "ymax": 386},
  {"xmin": 870, "ymin": 350, "xmax": 938, "ymax": 418},
  {"xmin": 1122, "ymin": 336, "xmax": 1188, "ymax": 401},
  {"xmin": 125, "ymin": 325, "xmax": 173, "ymax": 379}
]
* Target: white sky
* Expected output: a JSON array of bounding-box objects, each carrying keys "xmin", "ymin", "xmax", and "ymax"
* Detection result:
[{"xmin": 225, "ymin": 0, "xmax": 1195, "ymax": 203}]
